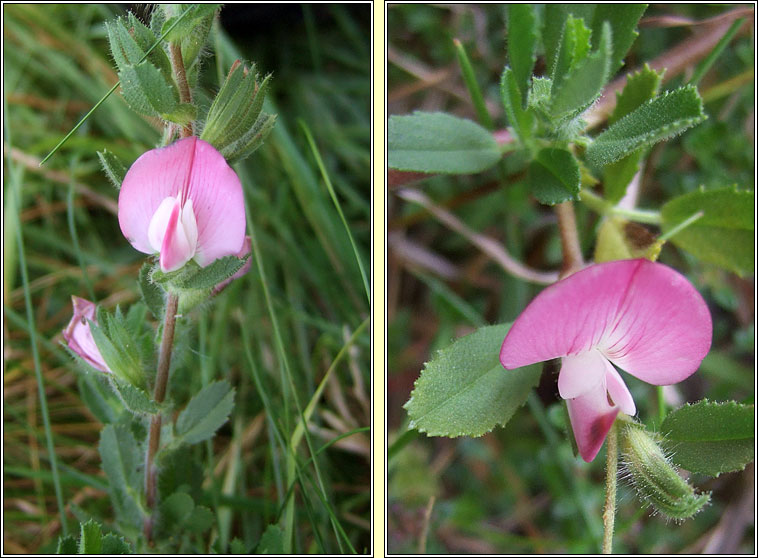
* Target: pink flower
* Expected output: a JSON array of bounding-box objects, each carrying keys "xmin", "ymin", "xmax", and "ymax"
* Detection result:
[
  {"xmin": 118, "ymin": 137, "xmax": 246, "ymax": 273},
  {"xmin": 500, "ymin": 259, "xmax": 712, "ymax": 462},
  {"xmin": 62, "ymin": 296, "xmax": 111, "ymax": 373}
]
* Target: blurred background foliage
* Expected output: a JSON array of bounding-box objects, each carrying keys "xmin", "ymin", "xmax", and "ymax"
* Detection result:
[
  {"xmin": 387, "ymin": 4, "xmax": 754, "ymax": 554},
  {"xmin": 4, "ymin": 3, "xmax": 370, "ymax": 554}
]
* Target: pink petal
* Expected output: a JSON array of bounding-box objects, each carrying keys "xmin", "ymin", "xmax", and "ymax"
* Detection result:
[
  {"xmin": 62, "ymin": 296, "xmax": 110, "ymax": 373},
  {"xmin": 118, "ymin": 137, "xmax": 246, "ymax": 266},
  {"xmin": 600, "ymin": 260, "xmax": 712, "ymax": 385},
  {"xmin": 181, "ymin": 138, "xmax": 246, "ymax": 265},
  {"xmin": 158, "ymin": 198, "xmax": 195, "ymax": 272},
  {"xmin": 566, "ymin": 376, "xmax": 619, "ymax": 462},
  {"xmin": 557, "ymin": 350, "xmax": 608, "ymax": 399},
  {"xmin": 500, "ymin": 260, "xmax": 712, "ymax": 389},
  {"xmin": 606, "ymin": 365, "xmax": 636, "ymax": 415},
  {"xmin": 500, "ymin": 261, "xmax": 641, "ymax": 369}
]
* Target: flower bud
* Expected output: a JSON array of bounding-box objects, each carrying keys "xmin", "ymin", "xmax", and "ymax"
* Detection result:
[
  {"xmin": 63, "ymin": 297, "xmax": 111, "ymax": 373},
  {"xmin": 620, "ymin": 423, "xmax": 710, "ymax": 520}
]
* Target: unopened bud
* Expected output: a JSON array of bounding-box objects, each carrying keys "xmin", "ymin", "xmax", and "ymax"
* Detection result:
[{"xmin": 621, "ymin": 423, "xmax": 710, "ymax": 521}]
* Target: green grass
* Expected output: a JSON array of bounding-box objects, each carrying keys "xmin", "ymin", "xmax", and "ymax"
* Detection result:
[
  {"xmin": 387, "ymin": 4, "xmax": 754, "ymax": 554},
  {"xmin": 3, "ymin": 4, "xmax": 369, "ymax": 554}
]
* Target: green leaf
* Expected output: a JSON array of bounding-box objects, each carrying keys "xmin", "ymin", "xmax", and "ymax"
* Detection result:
[
  {"xmin": 591, "ymin": 4, "xmax": 647, "ymax": 73},
  {"xmin": 661, "ymin": 400, "xmax": 755, "ymax": 476},
  {"xmin": 388, "ymin": 112, "xmax": 501, "ymax": 174},
  {"xmin": 118, "ymin": 61, "xmax": 178, "ymax": 118},
  {"xmin": 527, "ymin": 76, "xmax": 552, "ymax": 111},
  {"xmin": 56, "ymin": 535, "xmax": 78, "ymax": 555},
  {"xmin": 542, "ymin": 5, "xmax": 596, "ymax": 74},
  {"xmin": 257, "ymin": 524, "xmax": 285, "ymax": 554},
  {"xmin": 162, "ymin": 102, "xmax": 197, "ymax": 126},
  {"xmin": 160, "ymin": 5, "xmax": 220, "ymax": 43},
  {"xmin": 609, "ymin": 64, "xmax": 664, "ymax": 125},
  {"xmin": 139, "ymin": 263, "xmax": 165, "ymax": 320},
  {"xmin": 603, "ymin": 64, "xmax": 663, "ymax": 202},
  {"xmin": 551, "ymin": 15, "xmax": 592, "ymax": 91},
  {"xmin": 157, "ymin": 446, "xmax": 204, "ymax": 502},
  {"xmin": 158, "ymin": 491, "xmax": 194, "ymax": 529},
  {"xmin": 110, "ymin": 378, "xmax": 159, "ymax": 415},
  {"xmin": 500, "ymin": 67, "xmax": 535, "ymax": 144},
  {"xmin": 527, "ymin": 148, "xmax": 581, "ymax": 205},
  {"xmin": 506, "ymin": 4, "xmax": 538, "ymax": 100},
  {"xmin": 549, "ymin": 22, "xmax": 611, "ymax": 119},
  {"xmin": 186, "ymin": 505, "xmax": 214, "ymax": 532},
  {"xmin": 176, "ymin": 380, "xmax": 235, "ymax": 445},
  {"xmin": 96, "ymin": 150, "xmax": 127, "ymax": 190},
  {"xmin": 404, "ymin": 323, "xmax": 541, "ymax": 437},
  {"xmin": 125, "ymin": 12, "xmax": 173, "ymax": 77},
  {"xmin": 586, "ymin": 85, "xmax": 706, "ymax": 167},
  {"xmin": 101, "ymin": 533, "xmax": 132, "ymax": 554},
  {"xmin": 106, "ymin": 18, "xmax": 146, "ymax": 73},
  {"xmin": 661, "ymin": 187, "xmax": 754, "ymax": 276},
  {"xmin": 78, "ymin": 519, "xmax": 102, "ymax": 554},
  {"xmin": 99, "ymin": 424, "xmax": 143, "ymax": 528},
  {"xmin": 230, "ymin": 539, "xmax": 249, "ymax": 554}
]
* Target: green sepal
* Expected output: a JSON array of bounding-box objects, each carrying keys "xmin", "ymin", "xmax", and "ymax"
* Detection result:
[
  {"xmin": 89, "ymin": 307, "xmax": 145, "ymax": 389},
  {"xmin": 97, "ymin": 149, "xmax": 128, "ymax": 190}
]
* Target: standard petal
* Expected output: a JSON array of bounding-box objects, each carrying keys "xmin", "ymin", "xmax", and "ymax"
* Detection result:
[
  {"xmin": 566, "ymin": 377, "xmax": 619, "ymax": 462},
  {"xmin": 182, "ymin": 138, "xmax": 246, "ymax": 266},
  {"xmin": 501, "ymin": 260, "xmax": 644, "ymax": 369},
  {"xmin": 599, "ymin": 259, "xmax": 712, "ymax": 385},
  {"xmin": 118, "ymin": 137, "xmax": 198, "ymax": 254},
  {"xmin": 557, "ymin": 350, "xmax": 609, "ymax": 399}
]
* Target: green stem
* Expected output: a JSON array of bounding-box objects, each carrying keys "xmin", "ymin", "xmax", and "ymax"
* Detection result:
[
  {"xmin": 602, "ymin": 421, "xmax": 619, "ymax": 554},
  {"xmin": 580, "ymin": 189, "xmax": 662, "ymax": 225},
  {"xmin": 143, "ymin": 293, "xmax": 179, "ymax": 541},
  {"xmin": 555, "ymin": 201, "xmax": 583, "ymax": 277},
  {"xmin": 453, "ymin": 38, "xmax": 494, "ymax": 130}
]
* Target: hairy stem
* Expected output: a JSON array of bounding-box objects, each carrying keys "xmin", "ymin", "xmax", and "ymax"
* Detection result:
[
  {"xmin": 602, "ymin": 421, "xmax": 619, "ymax": 554},
  {"xmin": 555, "ymin": 201, "xmax": 584, "ymax": 278},
  {"xmin": 169, "ymin": 41, "xmax": 193, "ymax": 138},
  {"xmin": 143, "ymin": 293, "xmax": 179, "ymax": 540}
]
